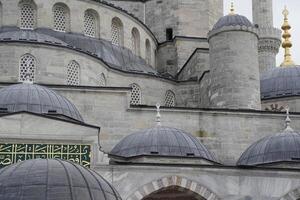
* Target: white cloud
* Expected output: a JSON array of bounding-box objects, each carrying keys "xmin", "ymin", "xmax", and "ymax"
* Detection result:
[{"xmin": 223, "ymin": 0, "xmax": 300, "ymax": 66}]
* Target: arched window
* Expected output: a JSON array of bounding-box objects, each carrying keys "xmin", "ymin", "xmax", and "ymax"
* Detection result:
[
  {"xmin": 165, "ymin": 90, "xmax": 175, "ymax": 107},
  {"xmin": 67, "ymin": 60, "xmax": 80, "ymax": 85},
  {"xmin": 99, "ymin": 73, "xmax": 106, "ymax": 86},
  {"xmin": 53, "ymin": 3, "xmax": 70, "ymax": 32},
  {"xmin": 130, "ymin": 83, "xmax": 141, "ymax": 105},
  {"xmin": 19, "ymin": 54, "xmax": 36, "ymax": 83},
  {"xmin": 131, "ymin": 27, "xmax": 140, "ymax": 56},
  {"xmin": 84, "ymin": 9, "xmax": 99, "ymax": 37},
  {"xmin": 19, "ymin": 0, "xmax": 36, "ymax": 29},
  {"xmin": 145, "ymin": 39, "xmax": 151, "ymax": 65},
  {"xmin": 111, "ymin": 17, "xmax": 123, "ymax": 46}
]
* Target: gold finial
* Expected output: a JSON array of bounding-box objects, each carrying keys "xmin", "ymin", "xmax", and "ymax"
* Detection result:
[
  {"xmin": 280, "ymin": 6, "xmax": 295, "ymax": 67},
  {"xmin": 229, "ymin": 1, "xmax": 235, "ymax": 15}
]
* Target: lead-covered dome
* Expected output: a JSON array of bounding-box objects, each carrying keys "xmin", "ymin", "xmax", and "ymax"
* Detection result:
[
  {"xmin": 237, "ymin": 121, "xmax": 300, "ymax": 166},
  {"xmin": 261, "ymin": 66, "xmax": 300, "ymax": 99},
  {"xmin": 0, "ymin": 83, "xmax": 83, "ymax": 122},
  {"xmin": 110, "ymin": 126, "xmax": 218, "ymax": 163},
  {"xmin": 0, "ymin": 159, "xmax": 122, "ymax": 200},
  {"xmin": 212, "ymin": 14, "xmax": 253, "ymax": 30}
]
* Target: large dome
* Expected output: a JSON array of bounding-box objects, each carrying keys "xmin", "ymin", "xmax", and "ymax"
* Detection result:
[
  {"xmin": 0, "ymin": 83, "xmax": 83, "ymax": 122},
  {"xmin": 237, "ymin": 125, "xmax": 300, "ymax": 166},
  {"xmin": 261, "ymin": 66, "xmax": 300, "ymax": 100},
  {"xmin": 110, "ymin": 126, "xmax": 218, "ymax": 163},
  {"xmin": 0, "ymin": 159, "xmax": 122, "ymax": 200},
  {"xmin": 212, "ymin": 14, "xmax": 253, "ymax": 30}
]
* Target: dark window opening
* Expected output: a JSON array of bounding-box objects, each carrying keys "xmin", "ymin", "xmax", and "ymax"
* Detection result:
[{"xmin": 166, "ymin": 28, "xmax": 173, "ymax": 41}]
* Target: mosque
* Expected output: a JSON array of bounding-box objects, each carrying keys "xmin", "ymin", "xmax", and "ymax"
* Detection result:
[{"xmin": 1, "ymin": 0, "xmax": 300, "ymax": 199}]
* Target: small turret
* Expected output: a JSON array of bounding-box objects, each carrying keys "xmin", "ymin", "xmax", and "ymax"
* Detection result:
[{"xmin": 208, "ymin": 4, "xmax": 261, "ymax": 110}]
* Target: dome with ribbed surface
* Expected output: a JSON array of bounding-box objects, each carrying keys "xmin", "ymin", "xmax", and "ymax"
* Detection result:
[
  {"xmin": 237, "ymin": 128, "xmax": 300, "ymax": 166},
  {"xmin": 110, "ymin": 126, "xmax": 218, "ymax": 163},
  {"xmin": 212, "ymin": 14, "xmax": 253, "ymax": 30},
  {"xmin": 0, "ymin": 159, "xmax": 122, "ymax": 200},
  {"xmin": 260, "ymin": 66, "xmax": 300, "ymax": 100},
  {"xmin": 0, "ymin": 83, "xmax": 83, "ymax": 122}
]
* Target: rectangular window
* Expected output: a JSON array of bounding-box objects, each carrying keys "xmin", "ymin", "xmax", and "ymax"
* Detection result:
[{"xmin": 166, "ymin": 28, "xmax": 173, "ymax": 41}]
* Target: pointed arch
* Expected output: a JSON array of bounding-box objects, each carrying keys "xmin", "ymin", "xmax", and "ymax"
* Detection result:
[
  {"xmin": 111, "ymin": 17, "xmax": 123, "ymax": 46},
  {"xmin": 84, "ymin": 9, "xmax": 99, "ymax": 37},
  {"xmin": 126, "ymin": 175, "xmax": 219, "ymax": 200},
  {"xmin": 145, "ymin": 39, "xmax": 151, "ymax": 65},
  {"xmin": 99, "ymin": 73, "xmax": 106, "ymax": 86},
  {"xmin": 19, "ymin": 53, "xmax": 36, "ymax": 83},
  {"xmin": 164, "ymin": 90, "xmax": 175, "ymax": 107},
  {"xmin": 67, "ymin": 60, "xmax": 80, "ymax": 85},
  {"xmin": 19, "ymin": 0, "xmax": 37, "ymax": 29},
  {"xmin": 131, "ymin": 27, "xmax": 140, "ymax": 56},
  {"xmin": 129, "ymin": 83, "xmax": 141, "ymax": 105},
  {"xmin": 53, "ymin": 3, "xmax": 70, "ymax": 32}
]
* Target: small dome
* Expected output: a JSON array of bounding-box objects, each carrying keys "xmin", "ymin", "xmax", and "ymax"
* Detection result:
[
  {"xmin": 261, "ymin": 66, "xmax": 300, "ymax": 99},
  {"xmin": 237, "ymin": 128, "xmax": 300, "ymax": 166},
  {"xmin": 0, "ymin": 159, "xmax": 122, "ymax": 200},
  {"xmin": 0, "ymin": 83, "xmax": 83, "ymax": 122},
  {"xmin": 110, "ymin": 126, "xmax": 217, "ymax": 163},
  {"xmin": 212, "ymin": 14, "xmax": 253, "ymax": 30}
]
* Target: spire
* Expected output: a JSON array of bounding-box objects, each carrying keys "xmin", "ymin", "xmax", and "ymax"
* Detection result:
[
  {"xmin": 284, "ymin": 106, "xmax": 293, "ymax": 132},
  {"xmin": 155, "ymin": 103, "xmax": 161, "ymax": 126},
  {"xmin": 280, "ymin": 6, "xmax": 295, "ymax": 67},
  {"xmin": 229, "ymin": 1, "xmax": 235, "ymax": 15}
]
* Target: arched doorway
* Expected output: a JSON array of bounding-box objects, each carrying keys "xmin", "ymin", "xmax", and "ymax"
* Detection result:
[{"xmin": 142, "ymin": 185, "xmax": 205, "ymax": 200}]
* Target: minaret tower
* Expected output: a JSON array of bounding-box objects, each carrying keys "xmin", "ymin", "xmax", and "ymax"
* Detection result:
[
  {"xmin": 252, "ymin": 0, "xmax": 281, "ymax": 72},
  {"xmin": 280, "ymin": 6, "xmax": 295, "ymax": 67}
]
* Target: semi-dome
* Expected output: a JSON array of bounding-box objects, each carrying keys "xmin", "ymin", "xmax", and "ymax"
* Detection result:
[
  {"xmin": 237, "ymin": 115, "xmax": 300, "ymax": 166},
  {"xmin": 0, "ymin": 83, "xmax": 83, "ymax": 122},
  {"xmin": 212, "ymin": 14, "xmax": 253, "ymax": 30},
  {"xmin": 110, "ymin": 126, "xmax": 218, "ymax": 163},
  {"xmin": 261, "ymin": 66, "xmax": 300, "ymax": 99},
  {"xmin": 0, "ymin": 159, "xmax": 122, "ymax": 200}
]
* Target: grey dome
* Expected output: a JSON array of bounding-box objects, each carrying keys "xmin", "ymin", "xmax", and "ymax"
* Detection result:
[
  {"xmin": 261, "ymin": 66, "xmax": 300, "ymax": 99},
  {"xmin": 0, "ymin": 83, "xmax": 83, "ymax": 122},
  {"xmin": 0, "ymin": 159, "xmax": 122, "ymax": 200},
  {"xmin": 237, "ymin": 128, "xmax": 300, "ymax": 166},
  {"xmin": 212, "ymin": 14, "xmax": 253, "ymax": 30},
  {"xmin": 110, "ymin": 126, "xmax": 218, "ymax": 163}
]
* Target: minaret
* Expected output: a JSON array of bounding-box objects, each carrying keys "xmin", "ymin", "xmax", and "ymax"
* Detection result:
[
  {"xmin": 252, "ymin": 0, "xmax": 281, "ymax": 72},
  {"xmin": 280, "ymin": 6, "xmax": 295, "ymax": 67}
]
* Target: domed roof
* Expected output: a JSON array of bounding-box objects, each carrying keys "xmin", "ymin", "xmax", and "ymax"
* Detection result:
[
  {"xmin": 0, "ymin": 159, "xmax": 122, "ymax": 200},
  {"xmin": 110, "ymin": 126, "xmax": 218, "ymax": 163},
  {"xmin": 0, "ymin": 83, "xmax": 83, "ymax": 122},
  {"xmin": 237, "ymin": 116, "xmax": 300, "ymax": 166},
  {"xmin": 261, "ymin": 66, "xmax": 300, "ymax": 99},
  {"xmin": 212, "ymin": 14, "xmax": 253, "ymax": 30}
]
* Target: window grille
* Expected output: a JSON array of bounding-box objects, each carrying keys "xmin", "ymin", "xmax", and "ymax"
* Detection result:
[
  {"xmin": 130, "ymin": 84, "xmax": 141, "ymax": 105},
  {"xmin": 111, "ymin": 18, "xmax": 123, "ymax": 46},
  {"xmin": 20, "ymin": 3, "xmax": 36, "ymax": 29},
  {"xmin": 53, "ymin": 4, "xmax": 68, "ymax": 32},
  {"xmin": 165, "ymin": 90, "xmax": 175, "ymax": 107},
  {"xmin": 19, "ymin": 54, "xmax": 36, "ymax": 83},
  {"xmin": 99, "ymin": 73, "xmax": 106, "ymax": 86},
  {"xmin": 84, "ymin": 11, "xmax": 96, "ymax": 37},
  {"xmin": 67, "ymin": 61, "xmax": 80, "ymax": 85}
]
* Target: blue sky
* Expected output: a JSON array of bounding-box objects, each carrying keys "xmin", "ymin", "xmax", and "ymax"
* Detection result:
[{"xmin": 223, "ymin": 0, "xmax": 300, "ymax": 66}]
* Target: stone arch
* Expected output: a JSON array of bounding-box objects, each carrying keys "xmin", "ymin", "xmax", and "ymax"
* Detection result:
[
  {"xmin": 131, "ymin": 27, "xmax": 140, "ymax": 56},
  {"xmin": 280, "ymin": 187, "xmax": 300, "ymax": 200},
  {"xmin": 18, "ymin": 0, "xmax": 37, "ymax": 29},
  {"xmin": 111, "ymin": 17, "xmax": 124, "ymax": 46},
  {"xmin": 52, "ymin": 2, "xmax": 70, "ymax": 32},
  {"xmin": 84, "ymin": 9, "xmax": 99, "ymax": 38},
  {"xmin": 126, "ymin": 175, "xmax": 219, "ymax": 200}
]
